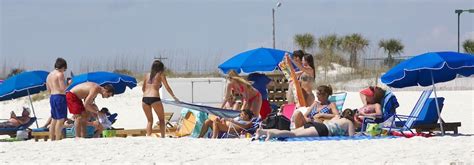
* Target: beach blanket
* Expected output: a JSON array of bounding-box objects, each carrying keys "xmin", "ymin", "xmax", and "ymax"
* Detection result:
[
  {"xmin": 162, "ymin": 99, "xmax": 240, "ymax": 118},
  {"xmin": 256, "ymin": 135, "xmax": 398, "ymax": 142}
]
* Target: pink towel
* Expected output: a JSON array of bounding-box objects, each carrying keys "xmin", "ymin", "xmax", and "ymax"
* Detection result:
[{"xmin": 282, "ymin": 104, "xmax": 296, "ymax": 120}]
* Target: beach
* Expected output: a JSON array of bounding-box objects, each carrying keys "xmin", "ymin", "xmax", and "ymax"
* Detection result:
[
  {"xmin": 0, "ymin": 78, "xmax": 473, "ymax": 164},
  {"xmin": 0, "ymin": 136, "xmax": 473, "ymax": 164}
]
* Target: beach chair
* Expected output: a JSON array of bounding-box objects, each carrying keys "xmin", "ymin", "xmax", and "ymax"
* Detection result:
[
  {"xmin": 0, "ymin": 117, "xmax": 37, "ymax": 137},
  {"xmin": 361, "ymin": 91, "xmax": 399, "ymax": 132},
  {"xmin": 223, "ymin": 117, "xmax": 263, "ymax": 138},
  {"xmin": 328, "ymin": 92, "xmax": 347, "ymax": 113},
  {"xmin": 404, "ymin": 97, "xmax": 461, "ymax": 135},
  {"xmin": 381, "ymin": 89, "xmax": 432, "ymax": 137},
  {"xmin": 153, "ymin": 112, "xmax": 177, "ymax": 135}
]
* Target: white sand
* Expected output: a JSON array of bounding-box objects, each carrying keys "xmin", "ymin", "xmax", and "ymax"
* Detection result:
[{"xmin": 0, "ymin": 78, "xmax": 473, "ymax": 164}]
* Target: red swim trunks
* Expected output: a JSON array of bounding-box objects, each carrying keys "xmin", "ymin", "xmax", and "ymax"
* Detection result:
[{"xmin": 66, "ymin": 92, "xmax": 85, "ymax": 115}]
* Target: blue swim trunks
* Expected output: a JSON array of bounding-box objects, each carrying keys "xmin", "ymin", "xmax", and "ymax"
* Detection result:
[{"xmin": 50, "ymin": 94, "xmax": 67, "ymax": 120}]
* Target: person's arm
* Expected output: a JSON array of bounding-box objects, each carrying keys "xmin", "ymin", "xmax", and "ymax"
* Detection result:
[
  {"xmin": 18, "ymin": 117, "xmax": 30, "ymax": 125},
  {"xmin": 161, "ymin": 74, "xmax": 179, "ymax": 101},
  {"xmin": 240, "ymin": 99, "xmax": 248, "ymax": 111},
  {"xmin": 304, "ymin": 102, "xmax": 317, "ymax": 117},
  {"xmin": 314, "ymin": 113, "xmax": 335, "ymax": 120},
  {"xmin": 84, "ymin": 87, "xmax": 100, "ymax": 114},
  {"xmin": 329, "ymin": 103, "xmax": 340, "ymax": 117},
  {"xmin": 57, "ymin": 72, "xmax": 67, "ymax": 92},
  {"xmin": 221, "ymin": 83, "xmax": 233, "ymax": 108},
  {"xmin": 292, "ymin": 57, "xmax": 314, "ymax": 77},
  {"xmin": 363, "ymin": 104, "xmax": 382, "ymax": 117},
  {"xmin": 348, "ymin": 120, "xmax": 355, "ymax": 136},
  {"xmin": 142, "ymin": 73, "xmax": 147, "ymax": 93},
  {"xmin": 360, "ymin": 93, "xmax": 368, "ymax": 106}
]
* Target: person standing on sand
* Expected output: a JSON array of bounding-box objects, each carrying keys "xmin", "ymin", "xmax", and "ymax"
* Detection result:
[
  {"xmin": 66, "ymin": 82, "xmax": 115, "ymax": 138},
  {"xmin": 142, "ymin": 60, "xmax": 179, "ymax": 138},
  {"xmin": 46, "ymin": 58, "xmax": 68, "ymax": 141}
]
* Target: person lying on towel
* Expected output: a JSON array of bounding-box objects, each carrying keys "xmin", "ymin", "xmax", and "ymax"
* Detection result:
[
  {"xmin": 255, "ymin": 109, "xmax": 359, "ymax": 141},
  {"xmin": 0, "ymin": 107, "xmax": 31, "ymax": 128},
  {"xmin": 198, "ymin": 109, "xmax": 254, "ymax": 138}
]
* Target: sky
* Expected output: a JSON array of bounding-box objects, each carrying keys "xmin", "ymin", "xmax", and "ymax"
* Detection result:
[{"xmin": 1, "ymin": 0, "xmax": 473, "ymax": 75}]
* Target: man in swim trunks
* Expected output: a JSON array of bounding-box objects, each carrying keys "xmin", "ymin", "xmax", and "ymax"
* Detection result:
[
  {"xmin": 46, "ymin": 58, "xmax": 68, "ymax": 141},
  {"xmin": 66, "ymin": 82, "xmax": 114, "ymax": 138}
]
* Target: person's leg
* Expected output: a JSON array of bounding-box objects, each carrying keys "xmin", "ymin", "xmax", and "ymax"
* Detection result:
[
  {"xmin": 287, "ymin": 82, "xmax": 295, "ymax": 104},
  {"xmin": 151, "ymin": 102, "xmax": 166, "ymax": 138},
  {"xmin": 43, "ymin": 117, "xmax": 52, "ymax": 128},
  {"xmin": 55, "ymin": 119, "xmax": 65, "ymax": 140},
  {"xmin": 141, "ymin": 103, "xmax": 153, "ymax": 136},
  {"xmin": 250, "ymin": 96, "xmax": 263, "ymax": 118},
  {"xmin": 198, "ymin": 119, "xmax": 213, "ymax": 138},
  {"xmin": 294, "ymin": 111, "xmax": 306, "ymax": 128},
  {"xmin": 80, "ymin": 112, "xmax": 89, "ymax": 138},
  {"xmin": 94, "ymin": 123, "xmax": 103, "ymax": 138},
  {"xmin": 265, "ymin": 127, "xmax": 318, "ymax": 141},
  {"xmin": 74, "ymin": 114, "xmax": 82, "ymax": 138},
  {"xmin": 50, "ymin": 119, "xmax": 57, "ymax": 141},
  {"xmin": 212, "ymin": 120, "xmax": 229, "ymax": 138}
]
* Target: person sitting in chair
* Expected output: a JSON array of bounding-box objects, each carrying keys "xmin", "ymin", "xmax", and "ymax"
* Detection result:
[
  {"xmin": 0, "ymin": 107, "xmax": 31, "ymax": 128},
  {"xmin": 198, "ymin": 109, "xmax": 254, "ymax": 138}
]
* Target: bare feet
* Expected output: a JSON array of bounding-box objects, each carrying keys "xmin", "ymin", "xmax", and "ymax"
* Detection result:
[
  {"xmin": 255, "ymin": 128, "xmax": 266, "ymax": 140},
  {"xmin": 265, "ymin": 131, "xmax": 274, "ymax": 141}
]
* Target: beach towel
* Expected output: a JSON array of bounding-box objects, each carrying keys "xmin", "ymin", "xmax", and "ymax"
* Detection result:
[
  {"xmin": 162, "ymin": 99, "xmax": 240, "ymax": 118},
  {"xmin": 261, "ymin": 135, "xmax": 398, "ymax": 142}
]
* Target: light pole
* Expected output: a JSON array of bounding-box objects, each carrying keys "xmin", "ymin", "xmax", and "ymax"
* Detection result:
[
  {"xmin": 455, "ymin": 9, "xmax": 474, "ymax": 53},
  {"xmin": 272, "ymin": 2, "xmax": 282, "ymax": 49}
]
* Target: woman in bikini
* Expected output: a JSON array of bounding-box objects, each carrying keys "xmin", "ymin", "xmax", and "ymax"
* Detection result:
[
  {"xmin": 256, "ymin": 109, "xmax": 358, "ymax": 141},
  {"xmin": 221, "ymin": 70, "xmax": 262, "ymax": 117},
  {"xmin": 142, "ymin": 60, "xmax": 179, "ymax": 138},
  {"xmin": 221, "ymin": 70, "xmax": 243, "ymax": 110},
  {"xmin": 293, "ymin": 85, "xmax": 339, "ymax": 128},
  {"xmin": 285, "ymin": 53, "xmax": 316, "ymax": 106}
]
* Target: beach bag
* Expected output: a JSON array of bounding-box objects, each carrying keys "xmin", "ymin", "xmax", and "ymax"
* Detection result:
[
  {"xmin": 365, "ymin": 123, "xmax": 382, "ymax": 136},
  {"xmin": 263, "ymin": 113, "xmax": 290, "ymax": 131},
  {"xmin": 16, "ymin": 130, "xmax": 29, "ymax": 140}
]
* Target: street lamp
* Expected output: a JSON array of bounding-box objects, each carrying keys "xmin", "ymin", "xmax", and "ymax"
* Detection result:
[
  {"xmin": 455, "ymin": 9, "xmax": 474, "ymax": 53},
  {"xmin": 272, "ymin": 2, "xmax": 282, "ymax": 49}
]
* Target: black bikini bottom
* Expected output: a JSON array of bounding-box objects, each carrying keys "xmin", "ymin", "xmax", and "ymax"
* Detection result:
[{"xmin": 142, "ymin": 97, "xmax": 161, "ymax": 106}]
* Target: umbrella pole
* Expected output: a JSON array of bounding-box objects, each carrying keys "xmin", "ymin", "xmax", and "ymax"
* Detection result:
[
  {"xmin": 27, "ymin": 89, "xmax": 39, "ymax": 128},
  {"xmin": 430, "ymin": 71, "xmax": 444, "ymax": 136}
]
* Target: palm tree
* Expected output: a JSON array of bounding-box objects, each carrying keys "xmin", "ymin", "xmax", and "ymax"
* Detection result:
[
  {"xmin": 294, "ymin": 33, "xmax": 315, "ymax": 52},
  {"xmin": 339, "ymin": 33, "xmax": 369, "ymax": 68},
  {"xmin": 379, "ymin": 39, "xmax": 404, "ymax": 67},
  {"xmin": 463, "ymin": 39, "xmax": 474, "ymax": 54},
  {"xmin": 317, "ymin": 34, "xmax": 339, "ymax": 80}
]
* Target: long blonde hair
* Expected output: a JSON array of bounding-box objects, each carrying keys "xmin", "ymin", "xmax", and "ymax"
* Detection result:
[{"xmin": 226, "ymin": 70, "xmax": 252, "ymax": 87}]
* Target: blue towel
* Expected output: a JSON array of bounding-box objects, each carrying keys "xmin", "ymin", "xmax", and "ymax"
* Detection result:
[{"xmin": 257, "ymin": 135, "xmax": 398, "ymax": 142}]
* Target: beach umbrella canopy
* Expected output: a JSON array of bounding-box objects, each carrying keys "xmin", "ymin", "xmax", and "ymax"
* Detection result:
[
  {"xmin": 0, "ymin": 70, "xmax": 49, "ymax": 101},
  {"xmin": 0, "ymin": 70, "xmax": 49, "ymax": 128},
  {"xmin": 218, "ymin": 47, "xmax": 290, "ymax": 74},
  {"xmin": 381, "ymin": 51, "xmax": 474, "ymax": 135},
  {"xmin": 381, "ymin": 51, "xmax": 474, "ymax": 88},
  {"xmin": 67, "ymin": 71, "xmax": 137, "ymax": 95}
]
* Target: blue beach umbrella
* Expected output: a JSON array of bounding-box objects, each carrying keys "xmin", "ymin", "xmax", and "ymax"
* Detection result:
[
  {"xmin": 218, "ymin": 47, "xmax": 290, "ymax": 74},
  {"xmin": 67, "ymin": 72, "xmax": 137, "ymax": 95},
  {"xmin": 381, "ymin": 51, "xmax": 474, "ymax": 135},
  {"xmin": 0, "ymin": 70, "xmax": 50, "ymax": 128}
]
